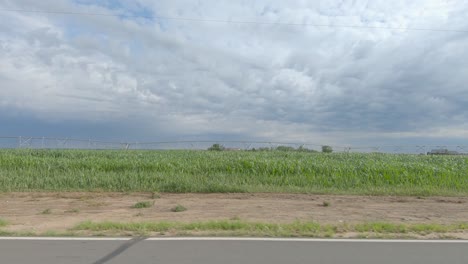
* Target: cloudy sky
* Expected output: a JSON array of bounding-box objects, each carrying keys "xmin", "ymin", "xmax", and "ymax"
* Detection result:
[{"xmin": 1, "ymin": 0, "xmax": 468, "ymax": 147}]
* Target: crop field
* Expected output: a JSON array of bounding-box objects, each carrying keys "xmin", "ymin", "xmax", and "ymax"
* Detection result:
[{"xmin": 0, "ymin": 149, "xmax": 467, "ymax": 195}]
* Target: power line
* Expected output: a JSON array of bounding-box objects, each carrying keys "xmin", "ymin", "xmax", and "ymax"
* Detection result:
[{"xmin": 1, "ymin": 8, "xmax": 468, "ymax": 33}]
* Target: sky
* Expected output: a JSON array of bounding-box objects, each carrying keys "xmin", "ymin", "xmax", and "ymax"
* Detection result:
[{"xmin": 1, "ymin": 0, "xmax": 468, "ymax": 148}]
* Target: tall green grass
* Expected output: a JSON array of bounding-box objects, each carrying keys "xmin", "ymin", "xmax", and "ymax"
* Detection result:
[{"xmin": 0, "ymin": 149, "xmax": 467, "ymax": 195}]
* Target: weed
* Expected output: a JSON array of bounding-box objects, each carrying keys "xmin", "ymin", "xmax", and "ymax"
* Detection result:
[
  {"xmin": 41, "ymin": 209, "xmax": 52, "ymax": 215},
  {"xmin": 171, "ymin": 205, "xmax": 187, "ymax": 212},
  {"xmin": 41, "ymin": 230, "xmax": 78, "ymax": 237},
  {"xmin": 322, "ymin": 201, "xmax": 330, "ymax": 207},
  {"xmin": 354, "ymin": 222, "xmax": 408, "ymax": 233},
  {"xmin": 132, "ymin": 201, "xmax": 153, "ymax": 209},
  {"xmin": 0, "ymin": 219, "xmax": 8, "ymax": 227},
  {"xmin": 0, "ymin": 230, "xmax": 36, "ymax": 237},
  {"xmin": 85, "ymin": 201, "xmax": 108, "ymax": 208},
  {"xmin": 65, "ymin": 208, "xmax": 80, "ymax": 213}
]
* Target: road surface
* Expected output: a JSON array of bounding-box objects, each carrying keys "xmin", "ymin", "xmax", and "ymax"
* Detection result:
[{"xmin": 0, "ymin": 237, "xmax": 467, "ymax": 264}]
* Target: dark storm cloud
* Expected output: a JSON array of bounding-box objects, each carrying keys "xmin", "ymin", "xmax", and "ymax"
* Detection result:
[{"xmin": 1, "ymin": 0, "xmax": 468, "ymax": 145}]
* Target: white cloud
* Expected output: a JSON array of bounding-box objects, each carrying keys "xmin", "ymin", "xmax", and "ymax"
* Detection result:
[{"xmin": 1, "ymin": 0, "xmax": 468, "ymax": 145}]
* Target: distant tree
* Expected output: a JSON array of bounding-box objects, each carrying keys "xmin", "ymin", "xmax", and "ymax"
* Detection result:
[
  {"xmin": 297, "ymin": 145, "xmax": 318, "ymax": 153},
  {"xmin": 208, "ymin": 143, "xmax": 225, "ymax": 151},
  {"xmin": 258, "ymin": 147, "xmax": 271, "ymax": 151},
  {"xmin": 322, "ymin": 145, "xmax": 333, "ymax": 153},
  {"xmin": 275, "ymin": 146, "xmax": 295, "ymax": 152}
]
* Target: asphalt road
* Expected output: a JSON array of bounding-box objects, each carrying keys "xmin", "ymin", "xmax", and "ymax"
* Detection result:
[{"xmin": 0, "ymin": 238, "xmax": 467, "ymax": 264}]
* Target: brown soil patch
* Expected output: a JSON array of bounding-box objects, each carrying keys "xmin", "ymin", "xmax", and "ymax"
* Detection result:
[{"xmin": 1, "ymin": 192, "xmax": 467, "ymax": 235}]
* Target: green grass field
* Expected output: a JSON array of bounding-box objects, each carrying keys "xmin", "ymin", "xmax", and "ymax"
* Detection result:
[{"xmin": 0, "ymin": 149, "xmax": 467, "ymax": 195}]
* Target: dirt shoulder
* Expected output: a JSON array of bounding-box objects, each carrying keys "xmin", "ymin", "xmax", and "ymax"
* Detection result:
[{"xmin": 0, "ymin": 192, "xmax": 467, "ymax": 238}]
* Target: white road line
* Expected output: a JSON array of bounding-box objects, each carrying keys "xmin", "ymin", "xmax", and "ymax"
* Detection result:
[
  {"xmin": 147, "ymin": 237, "xmax": 468, "ymax": 243},
  {"xmin": 0, "ymin": 237, "xmax": 132, "ymax": 241},
  {"xmin": 0, "ymin": 237, "xmax": 467, "ymax": 243}
]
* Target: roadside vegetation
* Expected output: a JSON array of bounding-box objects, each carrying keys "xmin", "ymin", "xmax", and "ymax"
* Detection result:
[
  {"xmin": 0, "ymin": 149, "xmax": 467, "ymax": 196},
  {"xmin": 1, "ymin": 220, "xmax": 465, "ymax": 238},
  {"xmin": 73, "ymin": 220, "xmax": 468, "ymax": 238},
  {"xmin": 0, "ymin": 219, "xmax": 8, "ymax": 228}
]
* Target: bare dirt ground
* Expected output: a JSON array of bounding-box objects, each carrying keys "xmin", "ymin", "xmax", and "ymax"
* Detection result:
[{"xmin": 1, "ymin": 192, "xmax": 467, "ymax": 236}]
